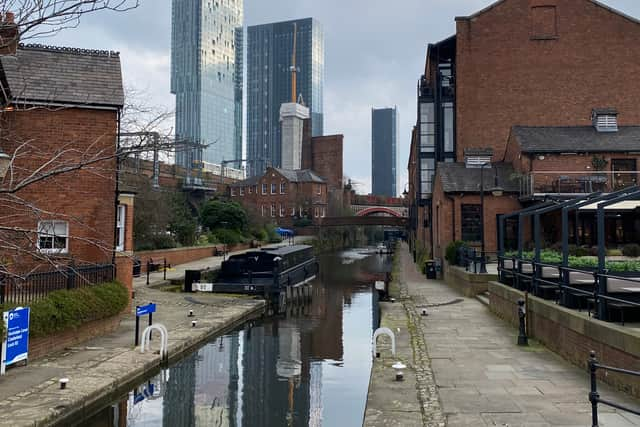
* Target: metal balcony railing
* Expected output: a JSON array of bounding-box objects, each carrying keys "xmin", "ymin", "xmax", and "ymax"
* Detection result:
[{"xmin": 519, "ymin": 171, "xmax": 639, "ymax": 198}]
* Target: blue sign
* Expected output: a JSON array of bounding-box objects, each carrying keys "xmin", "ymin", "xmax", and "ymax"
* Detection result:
[
  {"xmin": 3, "ymin": 307, "xmax": 30, "ymax": 366},
  {"xmin": 136, "ymin": 303, "xmax": 156, "ymax": 317},
  {"xmin": 133, "ymin": 383, "xmax": 155, "ymax": 404}
]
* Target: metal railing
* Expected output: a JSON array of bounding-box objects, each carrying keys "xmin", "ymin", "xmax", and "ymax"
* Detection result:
[
  {"xmin": 498, "ymin": 256, "xmax": 640, "ymax": 323},
  {"xmin": 0, "ymin": 264, "xmax": 114, "ymax": 305},
  {"xmin": 589, "ymin": 351, "xmax": 640, "ymax": 426},
  {"xmin": 520, "ymin": 171, "xmax": 638, "ymax": 198}
]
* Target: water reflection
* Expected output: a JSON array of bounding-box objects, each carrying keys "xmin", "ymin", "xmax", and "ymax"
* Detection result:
[{"xmin": 88, "ymin": 250, "xmax": 391, "ymax": 427}]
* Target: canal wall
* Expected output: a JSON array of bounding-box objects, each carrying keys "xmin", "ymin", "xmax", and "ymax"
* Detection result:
[
  {"xmin": 0, "ymin": 288, "xmax": 265, "ymax": 427},
  {"xmin": 364, "ymin": 249, "xmax": 446, "ymax": 427}
]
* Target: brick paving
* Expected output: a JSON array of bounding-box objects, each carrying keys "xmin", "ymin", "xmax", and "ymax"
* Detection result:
[{"xmin": 399, "ymin": 243, "xmax": 640, "ymax": 427}]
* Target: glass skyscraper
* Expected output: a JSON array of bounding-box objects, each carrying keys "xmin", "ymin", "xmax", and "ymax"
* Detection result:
[
  {"xmin": 246, "ymin": 18, "xmax": 324, "ymax": 176},
  {"xmin": 371, "ymin": 107, "xmax": 398, "ymax": 197},
  {"xmin": 171, "ymin": 0, "xmax": 243, "ymax": 168}
]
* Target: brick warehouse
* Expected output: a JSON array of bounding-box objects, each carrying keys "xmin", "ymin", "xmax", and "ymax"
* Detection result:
[
  {"xmin": 230, "ymin": 167, "xmax": 328, "ymax": 228},
  {"xmin": 409, "ymin": 0, "xmax": 640, "ymax": 262},
  {"xmin": 0, "ymin": 35, "xmax": 134, "ymax": 293}
]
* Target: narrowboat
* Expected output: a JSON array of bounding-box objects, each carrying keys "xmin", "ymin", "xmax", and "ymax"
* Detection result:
[{"xmin": 211, "ymin": 244, "xmax": 318, "ymax": 296}]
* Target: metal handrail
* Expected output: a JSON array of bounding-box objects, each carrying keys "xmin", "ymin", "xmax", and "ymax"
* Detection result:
[
  {"xmin": 497, "ymin": 256, "xmax": 640, "ymax": 320},
  {"xmin": 589, "ymin": 351, "xmax": 640, "ymax": 426}
]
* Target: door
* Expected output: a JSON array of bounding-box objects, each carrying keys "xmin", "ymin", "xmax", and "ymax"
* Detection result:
[{"xmin": 611, "ymin": 159, "xmax": 637, "ymax": 190}]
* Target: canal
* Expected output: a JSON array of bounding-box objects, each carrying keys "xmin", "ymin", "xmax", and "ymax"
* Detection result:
[{"xmin": 83, "ymin": 248, "xmax": 391, "ymax": 427}]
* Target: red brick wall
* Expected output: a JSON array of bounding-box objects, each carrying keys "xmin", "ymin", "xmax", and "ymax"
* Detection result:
[
  {"xmin": 29, "ymin": 314, "xmax": 123, "ymax": 361},
  {"xmin": 489, "ymin": 282, "xmax": 640, "ymax": 397},
  {"xmin": 456, "ymin": 0, "xmax": 640, "ymax": 160},
  {"xmin": 432, "ymin": 174, "xmax": 521, "ymax": 259},
  {"xmin": 135, "ymin": 243, "xmax": 251, "ymax": 273},
  {"xmin": 310, "ymin": 135, "xmax": 344, "ymax": 191},
  {"xmin": 0, "ymin": 107, "xmax": 118, "ymax": 273}
]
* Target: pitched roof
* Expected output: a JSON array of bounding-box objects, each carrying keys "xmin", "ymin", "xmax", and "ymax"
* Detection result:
[
  {"xmin": 455, "ymin": 0, "xmax": 640, "ymax": 26},
  {"xmin": 0, "ymin": 44, "xmax": 124, "ymax": 108},
  {"xmin": 230, "ymin": 168, "xmax": 325, "ymax": 187},
  {"xmin": 512, "ymin": 126, "xmax": 640, "ymax": 153},
  {"xmin": 274, "ymin": 168, "xmax": 325, "ymax": 183},
  {"xmin": 436, "ymin": 162, "xmax": 520, "ymax": 193}
]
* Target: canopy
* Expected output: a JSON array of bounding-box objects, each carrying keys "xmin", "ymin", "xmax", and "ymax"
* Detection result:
[
  {"xmin": 276, "ymin": 227, "xmax": 295, "ymax": 236},
  {"xmin": 579, "ymin": 199, "xmax": 640, "ymax": 211}
]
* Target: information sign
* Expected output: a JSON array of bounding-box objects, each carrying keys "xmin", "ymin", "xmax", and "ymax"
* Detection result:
[
  {"xmin": 1, "ymin": 306, "xmax": 30, "ymax": 375},
  {"xmin": 136, "ymin": 303, "xmax": 156, "ymax": 317}
]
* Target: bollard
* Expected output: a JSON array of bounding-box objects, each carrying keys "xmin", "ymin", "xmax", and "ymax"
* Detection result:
[
  {"xmin": 392, "ymin": 362, "xmax": 406, "ymax": 381},
  {"xmin": 192, "ymin": 320, "xmax": 197, "ymax": 327},
  {"xmin": 59, "ymin": 378, "xmax": 69, "ymax": 390},
  {"xmin": 517, "ymin": 299, "xmax": 528, "ymax": 346},
  {"xmin": 589, "ymin": 351, "xmax": 600, "ymax": 427},
  {"xmin": 188, "ymin": 310, "xmax": 194, "ymax": 317}
]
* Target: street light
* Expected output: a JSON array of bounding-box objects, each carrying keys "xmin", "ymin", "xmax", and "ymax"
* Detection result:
[
  {"xmin": 479, "ymin": 162, "xmax": 504, "ymax": 273},
  {"xmin": 0, "ymin": 147, "xmax": 10, "ymax": 180}
]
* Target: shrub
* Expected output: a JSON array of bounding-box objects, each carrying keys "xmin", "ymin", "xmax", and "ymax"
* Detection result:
[
  {"xmin": 200, "ymin": 200, "xmax": 248, "ymax": 232},
  {"xmin": 293, "ymin": 217, "xmax": 312, "ymax": 227},
  {"xmin": 0, "ymin": 282, "xmax": 128, "ymax": 339},
  {"xmin": 212, "ymin": 228, "xmax": 244, "ymax": 246},
  {"xmin": 622, "ymin": 244, "xmax": 640, "ymax": 258},
  {"xmin": 150, "ymin": 234, "xmax": 177, "ymax": 250},
  {"xmin": 445, "ymin": 241, "xmax": 465, "ymax": 265},
  {"xmin": 607, "ymin": 249, "xmax": 623, "ymax": 257},
  {"xmin": 264, "ymin": 224, "xmax": 282, "ymax": 243}
]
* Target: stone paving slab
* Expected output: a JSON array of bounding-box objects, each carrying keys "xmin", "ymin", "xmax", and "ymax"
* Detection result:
[
  {"xmin": 398, "ymin": 243, "xmax": 640, "ymax": 427},
  {"xmin": 0, "ymin": 252, "xmax": 266, "ymax": 427}
]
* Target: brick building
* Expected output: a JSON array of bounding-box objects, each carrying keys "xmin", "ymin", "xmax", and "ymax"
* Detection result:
[
  {"xmin": 230, "ymin": 167, "xmax": 328, "ymax": 227},
  {"xmin": 0, "ymin": 38, "xmax": 133, "ymax": 293},
  {"xmin": 409, "ymin": 0, "xmax": 640, "ymax": 261}
]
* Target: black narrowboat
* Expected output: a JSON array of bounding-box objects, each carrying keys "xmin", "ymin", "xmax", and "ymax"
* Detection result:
[{"xmin": 212, "ymin": 244, "xmax": 318, "ymax": 296}]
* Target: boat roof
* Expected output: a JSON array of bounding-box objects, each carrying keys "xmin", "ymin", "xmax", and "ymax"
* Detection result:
[{"xmin": 261, "ymin": 244, "xmax": 313, "ymax": 256}]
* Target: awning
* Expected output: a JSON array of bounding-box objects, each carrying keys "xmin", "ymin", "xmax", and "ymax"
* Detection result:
[{"xmin": 579, "ymin": 200, "xmax": 640, "ymax": 211}]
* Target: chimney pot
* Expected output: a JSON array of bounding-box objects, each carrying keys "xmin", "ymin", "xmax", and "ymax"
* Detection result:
[{"xmin": 5, "ymin": 12, "xmax": 14, "ymax": 24}]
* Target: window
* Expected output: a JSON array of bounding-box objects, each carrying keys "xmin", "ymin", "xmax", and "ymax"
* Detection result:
[
  {"xmin": 239, "ymin": 187, "xmax": 244, "ymax": 196},
  {"xmin": 531, "ymin": 6, "xmax": 557, "ymax": 39},
  {"xmin": 322, "ymin": 207, "xmax": 326, "ymax": 217},
  {"xmin": 38, "ymin": 220, "xmax": 68, "ymax": 254},
  {"xmin": 271, "ymin": 183, "xmax": 277, "ymax": 194},
  {"xmin": 279, "ymin": 204, "xmax": 285, "ymax": 217},
  {"xmin": 461, "ymin": 205, "xmax": 482, "ymax": 242},
  {"xmin": 420, "ymin": 102, "xmax": 435, "ymax": 153},
  {"xmin": 291, "ymin": 207, "xmax": 296, "ymax": 216},
  {"xmin": 280, "ymin": 182, "xmax": 286, "ymax": 194},
  {"xmin": 248, "ymin": 186, "xmax": 253, "ymax": 194},
  {"xmin": 231, "ymin": 187, "xmax": 237, "ymax": 196},
  {"xmin": 116, "ymin": 205, "xmax": 126, "ymax": 251},
  {"xmin": 271, "ymin": 204, "xmax": 276, "ymax": 217},
  {"xmin": 314, "ymin": 207, "xmax": 319, "ymax": 217},
  {"xmin": 261, "ymin": 205, "xmax": 265, "ymax": 217},
  {"xmin": 316, "ymin": 185, "xmax": 321, "ymax": 195},
  {"xmin": 262, "ymin": 183, "xmax": 267, "ymax": 194}
]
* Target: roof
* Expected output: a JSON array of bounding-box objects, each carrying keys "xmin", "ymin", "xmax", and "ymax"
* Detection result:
[
  {"xmin": 512, "ymin": 126, "xmax": 640, "ymax": 153},
  {"xmin": 0, "ymin": 44, "xmax": 124, "ymax": 108},
  {"xmin": 229, "ymin": 174, "xmax": 261, "ymax": 188},
  {"xmin": 455, "ymin": 0, "xmax": 640, "ymax": 26},
  {"xmin": 273, "ymin": 168, "xmax": 325, "ymax": 183},
  {"xmin": 436, "ymin": 162, "xmax": 520, "ymax": 193},
  {"xmin": 464, "ymin": 148, "xmax": 494, "ymax": 157}
]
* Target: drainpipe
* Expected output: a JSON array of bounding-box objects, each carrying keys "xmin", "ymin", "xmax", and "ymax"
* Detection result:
[{"xmin": 113, "ymin": 109, "xmax": 121, "ymax": 272}]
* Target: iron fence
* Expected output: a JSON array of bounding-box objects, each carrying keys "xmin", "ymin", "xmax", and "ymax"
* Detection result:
[
  {"xmin": 0, "ymin": 264, "xmax": 114, "ymax": 305},
  {"xmin": 588, "ymin": 351, "xmax": 640, "ymax": 426},
  {"xmin": 498, "ymin": 256, "xmax": 640, "ymax": 323}
]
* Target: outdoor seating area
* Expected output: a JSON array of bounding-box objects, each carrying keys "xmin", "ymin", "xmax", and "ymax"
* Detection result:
[{"xmin": 497, "ymin": 186, "xmax": 640, "ymax": 324}]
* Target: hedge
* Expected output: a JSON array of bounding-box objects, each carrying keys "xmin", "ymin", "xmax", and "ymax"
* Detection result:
[
  {"xmin": 504, "ymin": 250, "xmax": 640, "ymax": 272},
  {"xmin": 0, "ymin": 282, "xmax": 128, "ymax": 338}
]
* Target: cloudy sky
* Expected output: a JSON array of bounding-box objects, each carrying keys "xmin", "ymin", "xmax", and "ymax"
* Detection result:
[{"xmin": 48, "ymin": 0, "xmax": 640, "ymax": 194}]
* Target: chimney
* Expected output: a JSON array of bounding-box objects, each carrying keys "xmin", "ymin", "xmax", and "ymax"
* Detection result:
[{"xmin": 0, "ymin": 12, "xmax": 18, "ymax": 55}]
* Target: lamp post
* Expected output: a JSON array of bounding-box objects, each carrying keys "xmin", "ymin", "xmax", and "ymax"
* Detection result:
[
  {"xmin": 0, "ymin": 147, "xmax": 10, "ymax": 180},
  {"xmin": 479, "ymin": 163, "xmax": 504, "ymax": 274}
]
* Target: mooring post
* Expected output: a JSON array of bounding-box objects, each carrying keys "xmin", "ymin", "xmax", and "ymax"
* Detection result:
[
  {"xmin": 163, "ymin": 259, "xmax": 167, "ymax": 280},
  {"xmin": 589, "ymin": 351, "xmax": 600, "ymax": 427},
  {"xmin": 135, "ymin": 307, "xmax": 140, "ymax": 347},
  {"xmin": 517, "ymin": 299, "xmax": 528, "ymax": 346}
]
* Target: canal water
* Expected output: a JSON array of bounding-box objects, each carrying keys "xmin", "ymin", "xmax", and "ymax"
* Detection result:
[{"xmin": 84, "ymin": 248, "xmax": 391, "ymax": 427}]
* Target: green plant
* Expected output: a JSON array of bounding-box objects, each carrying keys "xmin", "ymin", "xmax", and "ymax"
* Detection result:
[
  {"xmin": 622, "ymin": 244, "xmax": 640, "ymax": 258},
  {"xmin": 293, "ymin": 217, "xmax": 312, "ymax": 227},
  {"xmin": 445, "ymin": 241, "xmax": 465, "ymax": 265},
  {"xmin": 264, "ymin": 224, "xmax": 282, "ymax": 243},
  {"xmin": 0, "ymin": 282, "xmax": 128, "ymax": 339},
  {"xmin": 150, "ymin": 234, "xmax": 177, "ymax": 250},
  {"xmin": 607, "ymin": 248, "xmax": 623, "ymax": 257},
  {"xmin": 591, "ymin": 155, "xmax": 609, "ymax": 171},
  {"xmin": 212, "ymin": 228, "xmax": 244, "ymax": 246},
  {"xmin": 169, "ymin": 192, "xmax": 198, "ymax": 246},
  {"xmin": 200, "ymin": 200, "xmax": 248, "ymax": 232}
]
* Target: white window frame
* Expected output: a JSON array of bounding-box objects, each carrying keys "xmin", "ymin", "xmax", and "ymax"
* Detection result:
[
  {"xmin": 231, "ymin": 187, "xmax": 237, "ymax": 196},
  {"xmin": 271, "ymin": 183, "xmax": 277, "ymax": 194},
  {"xmin": 279, "ymin": 204, "xmax": 285, "ymax": 217},
  {"xmin": 291, "ymin": 207, "xmax": 296, "ymax": 216},
  {"xmin": 280, "ymin": 182, "xmax": 286, "ymax": 194},
  {"xmin": 116, "ymin": 205, "xmax": 126, "ymax": 251},
  {"xmin": 322, "ymin": 207, "xmax": 326, "ymax": 218},
  {"xmin": 262, "ymin": 183, "xmax": 267, "ymax": 195},
  {"xmin": 261, "ymin": 205, "xmax": 265, "ymax": 217},
  {"xmin": 37, "ymin": 220, "xmax": 69, "ymax": 254},
  {"xmin": 316, "ymin": 185, "xmax": 322, "ymax": 195},
  {"xmin": 239, "ymin": 187, "xmax": 244, "ymax": 196},
  {"xmin": 271, "ymin": 204, "xmax": 276, "ymax": 217},
  {"xmin": 314, "ymin": 207, "xmax": 319, "ymax": 218}
]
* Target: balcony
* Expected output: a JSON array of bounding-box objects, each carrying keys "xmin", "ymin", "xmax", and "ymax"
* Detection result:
[{"xmin": 520, "ymin": 171, "xmax": 638, "ymax": 199}]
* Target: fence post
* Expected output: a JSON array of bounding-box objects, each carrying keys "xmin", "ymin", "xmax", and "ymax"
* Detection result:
[
  {"xmin": 146, "ymin": 260, "xmax": 151, "ymax": 286},
  {"xmin": 589, "ymin": 351, "xmax": 600, "ymax": 427},
  {"xmin": 66, "ymin": 263, "xmax": 76, "ymax": 290},
  {"xmin": 163, "ymin": 259, "xmax": 167, "ymax": 281}
]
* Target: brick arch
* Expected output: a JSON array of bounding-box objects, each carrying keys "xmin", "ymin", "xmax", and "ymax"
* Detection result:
[{"xmin": 355, "ymin": 207, "xmax": 402, "ymax": 217}]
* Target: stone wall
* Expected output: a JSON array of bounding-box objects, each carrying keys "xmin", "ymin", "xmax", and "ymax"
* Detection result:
[
  {"xmin": 488, "ymin": 281, "xmax": 640, "ymax": 397},
  {"xmin": 444, "ymin": 264, "xmax": 497, "ymax": 297}
]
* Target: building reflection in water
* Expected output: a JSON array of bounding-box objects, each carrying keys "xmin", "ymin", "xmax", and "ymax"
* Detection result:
[{"xmin": 92, "ymin": 251, "xmax": 390, "ymax": 427}]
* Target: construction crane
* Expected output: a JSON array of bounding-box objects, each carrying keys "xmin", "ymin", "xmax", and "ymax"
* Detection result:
[{"xmin": 290, "ymin": 22, "xmax": 299, "ymax": 103}]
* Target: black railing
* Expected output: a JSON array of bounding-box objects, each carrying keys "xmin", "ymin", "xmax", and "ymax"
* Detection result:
[
  {"xmin": 456, "ymin": 246, "xmax": 497, "ymax": 274},
  {"xmin": 589, "ymin": 351, "xmax": 640, "ymax": 426},
  {"xmin": 0, "ymin": 264, "xmax": 114, "ymax": 305},
  {"xmin": 498, "ymin": 256, "xmax": 640, "ymax": 323}
]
